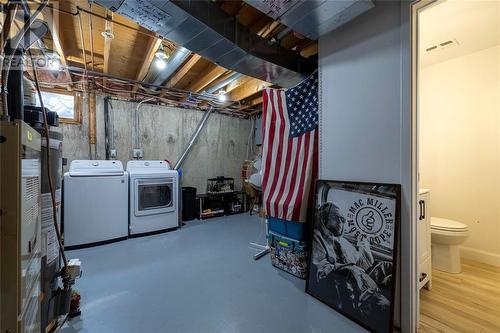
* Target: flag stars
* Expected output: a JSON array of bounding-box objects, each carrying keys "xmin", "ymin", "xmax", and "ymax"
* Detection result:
[{"xmin": 283, "ymin": 74, "xmax": 318, "ymax": 138}]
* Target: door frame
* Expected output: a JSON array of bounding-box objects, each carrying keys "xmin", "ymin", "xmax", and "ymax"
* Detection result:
[{"xmin": 410, "ymin": 0, "xmax": 445, "ymax": 330}]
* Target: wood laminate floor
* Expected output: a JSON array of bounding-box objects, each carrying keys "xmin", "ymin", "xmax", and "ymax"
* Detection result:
[{"xmin": 419, "ymin": 259, "xmax": 500, "ymax": 333}]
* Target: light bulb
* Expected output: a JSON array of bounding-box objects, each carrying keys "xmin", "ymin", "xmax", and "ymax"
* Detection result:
[
  {"xmin": 155, "ymin": 44, "xmax": 169, "ymax": 60},
  {"xmin": 218, "ymin": 92, "xmax": 227, "ymax": 102},
  {"xmin": 155, "ymin": 58, "xmax": 167, "ymax": 70}
]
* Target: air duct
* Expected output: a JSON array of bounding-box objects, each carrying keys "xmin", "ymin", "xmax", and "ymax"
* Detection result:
[
  {"xmin": 204, "ymin": 73, "xmax": 243, "ymax": 94},
  {"xmin": 244, "ymin": 0, "xmax": 374, "ymax": 40},
  {"xmin": 95, "ymin": 0, "xmax": 317, "ymax": 87}
]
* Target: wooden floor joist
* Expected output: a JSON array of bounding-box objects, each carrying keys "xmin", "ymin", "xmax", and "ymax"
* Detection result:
[
  {"xmin": 229, "ymin": 78, "xmax": 271, "ymax": 102},
  {"xmin": 166, "ymin": 54, "xmax": 201, "ymax": 88},
  {"xmin": 188, "ymin": 65, "xmax": 227, "ymax": 93}
]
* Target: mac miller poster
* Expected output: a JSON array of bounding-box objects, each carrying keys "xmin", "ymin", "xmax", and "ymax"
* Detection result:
[{"xmin": 306, "ymin": 180, "xmax": 400, "ymax": 333}]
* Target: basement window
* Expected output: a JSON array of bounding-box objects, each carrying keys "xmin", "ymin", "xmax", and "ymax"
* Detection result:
[{"xmin": 36, "ymin": 90, "xmax": 80, "ymax": 124}]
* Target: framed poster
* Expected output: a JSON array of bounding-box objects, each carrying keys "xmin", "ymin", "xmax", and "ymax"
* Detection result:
[{"xmin": 306, "ymin": 180, "xmax": 400, "ymax": 333}]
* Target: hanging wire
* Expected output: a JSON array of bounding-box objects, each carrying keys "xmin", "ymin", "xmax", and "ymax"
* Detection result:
[{"xmin": 28, "ymin": 50, "xmax": 69, "ymax": 268}]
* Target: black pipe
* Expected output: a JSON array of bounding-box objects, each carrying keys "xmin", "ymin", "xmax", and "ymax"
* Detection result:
[
  {"xmin": 104, "ymin": 96, "xmax": 111, "ymax": 160},
  {"xmin": 6, "ymin": 48, "xmax": 24, "ymax": 120}
]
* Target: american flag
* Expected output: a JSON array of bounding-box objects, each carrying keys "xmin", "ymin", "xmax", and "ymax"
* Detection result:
[{"xmin": 261, "ymin": 73, "xmax": 318, "ymax": 222}]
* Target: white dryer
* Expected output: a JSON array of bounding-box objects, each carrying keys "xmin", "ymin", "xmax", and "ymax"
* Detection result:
[
  {"xmin": 127, "ymin": 160, "xmax": 179, "ymax": 236},
  {"xmin": 63, "ymin": 160, "xmax": 129, "ymax": 248}
]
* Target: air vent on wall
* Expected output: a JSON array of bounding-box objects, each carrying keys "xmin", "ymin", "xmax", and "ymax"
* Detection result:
[{"xmin": 426, "ymin": 38, "xmax": 460, "ymax": 52}]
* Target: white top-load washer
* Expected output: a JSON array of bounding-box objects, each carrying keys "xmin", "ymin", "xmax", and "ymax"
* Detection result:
[
  {"xmin": 63, "ymin": 160, "xmax": 129, "ymax": 248},
  {"xmin": 127, "ymin": 160, "xmax": 179, "ymax": 236}
]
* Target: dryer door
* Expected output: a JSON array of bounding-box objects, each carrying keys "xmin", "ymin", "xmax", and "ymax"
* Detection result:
[{"xmin": 135, "ymin": 178, "xmax": 174, "ymax": 216}]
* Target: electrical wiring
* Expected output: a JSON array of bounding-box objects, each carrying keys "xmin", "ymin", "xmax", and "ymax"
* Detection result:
[
  {"xmin": 25, "ymin": 1, "xmax": 265, "ymax": 118},
  {"xmin": 31, "ymin": 64, "xmax": 252, "ymax": 117},
  {"xmin": 42, "ymin": 3, "xmax": 159, "ymax": 40},
  {"xmin": 92, "ymin": 80, "xmax": 240, "ymax": 110},
  {"xmin": 28, "ymin": 51, "xmax": 69, "ymax": 268}
]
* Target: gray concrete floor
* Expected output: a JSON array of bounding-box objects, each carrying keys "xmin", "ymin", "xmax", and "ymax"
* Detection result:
[{"xmin": 61, "ymin": 214, "xmax": 366, "ymax": 333}]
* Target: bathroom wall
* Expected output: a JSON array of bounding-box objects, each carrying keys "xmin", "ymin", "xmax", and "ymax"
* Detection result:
[
  {"xmin": 61, "ymin": 95, "xmax": 253, "ymax": 193},
  {"xmin": 419, "ymin": 45, "xmax": 500, "ymax": 266},
  {"xmin": 320, "ymin": 2, "xmax": 413, "ymax": 330}
]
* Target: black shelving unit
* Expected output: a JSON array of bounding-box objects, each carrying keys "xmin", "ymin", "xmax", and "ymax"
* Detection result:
[{"xmin": 197, "ymin": 191, "xmax": 247, "ymax": 220}]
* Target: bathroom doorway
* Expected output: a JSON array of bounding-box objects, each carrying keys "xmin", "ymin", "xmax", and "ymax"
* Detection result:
[{"xmin": 413, "ymin": 0, "xmax": 500, "ymax": 331}]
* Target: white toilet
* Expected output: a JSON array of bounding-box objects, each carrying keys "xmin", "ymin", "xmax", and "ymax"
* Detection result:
[{"xmin": 430, "ymin": 217, "xmax": 469, "ymax": 273}]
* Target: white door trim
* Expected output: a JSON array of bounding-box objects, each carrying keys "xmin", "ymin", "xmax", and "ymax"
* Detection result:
[{"xmin": 410, "ymin": 0, "xmax": 443, "ymax": 331}]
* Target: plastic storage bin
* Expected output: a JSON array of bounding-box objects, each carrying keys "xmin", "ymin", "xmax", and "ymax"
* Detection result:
[
  {"xmin": 268, "ymin": 217, "xmax": 308, "ymax": 241},
  {"xmin": 268, "ymin": 230, "xmax": 309, "ymax": 279}
]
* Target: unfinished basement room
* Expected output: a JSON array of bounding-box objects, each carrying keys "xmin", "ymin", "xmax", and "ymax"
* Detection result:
[{"xmin": 2, "ymin": 1, "xmax": 499, "ymax": 333}]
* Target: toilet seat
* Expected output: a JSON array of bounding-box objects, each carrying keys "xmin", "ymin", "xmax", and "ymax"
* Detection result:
[{"xmin": 431, "ymin": 217, "xmax": 468, "ymax": 232}]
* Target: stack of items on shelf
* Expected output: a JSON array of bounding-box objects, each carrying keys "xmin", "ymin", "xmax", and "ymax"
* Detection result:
[
  {"xmin": 207, "ymin": 177, "xmax": 234, "ymax": 194},
  {"xmin": 267, "ymin": 217, "xmax": 309, "ymax": 279},
  {"xmin": 198, "ymin": 177, "xmax": 246, "ymax": 220}
]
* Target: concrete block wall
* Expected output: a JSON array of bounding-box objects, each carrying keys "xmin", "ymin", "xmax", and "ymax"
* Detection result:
[{"xmin": 61, "ymin": 95, "xmax": 253, "ymax": 193}]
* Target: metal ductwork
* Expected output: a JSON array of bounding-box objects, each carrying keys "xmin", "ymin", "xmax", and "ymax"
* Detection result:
[
  {"xmin": 174, "ymin": 107, "xmax": 213, "ymax": 170},
  {"xmin": 94, "ymin": 0, "xmax": 317, "ymax": 88},
  {"xmin": 244, "ymin": 0, "xmax": 374, "ymax": 40},
  {"xmin": 204, "ymin": 72, "xmax": 243, "ymax": 94},
  {"xmin": 143, "ymin": 46, "xmax": 191, "ymax": 87}
]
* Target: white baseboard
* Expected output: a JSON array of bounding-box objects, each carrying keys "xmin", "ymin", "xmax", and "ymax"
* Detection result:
[{"xmin": 460, "ymin": 246, "xmax": 500, "ymax": 267}]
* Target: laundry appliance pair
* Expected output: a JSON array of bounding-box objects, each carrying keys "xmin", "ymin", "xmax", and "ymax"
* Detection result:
[{"xmin": 63, "ymin": 160, "xmax": 179, "ymax": 248}]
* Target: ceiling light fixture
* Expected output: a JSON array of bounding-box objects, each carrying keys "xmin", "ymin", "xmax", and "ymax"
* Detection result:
[{"xmin": 155, "ymin": 44, "xmax": 170, "ymax": 60}]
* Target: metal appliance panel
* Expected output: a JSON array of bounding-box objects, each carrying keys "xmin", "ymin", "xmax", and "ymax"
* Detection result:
[
  {"xmin": 0, "ymin": 120, "xmax": 41, "ymax": 333},
  {"xmin": 63, "ymin": 173, "xmax": 129, "ymax": 247}
]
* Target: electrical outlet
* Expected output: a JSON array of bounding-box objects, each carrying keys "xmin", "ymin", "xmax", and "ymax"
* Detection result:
[
  {"xmin": 133, "ymin": 148, "xmax": 143, "ymax": 159},
  {"xmin": 110, "ymin": 149, "xmax": 117, "ymax": 159}
]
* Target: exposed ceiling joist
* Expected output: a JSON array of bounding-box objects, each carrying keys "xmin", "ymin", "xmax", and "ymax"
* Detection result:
[
  {"xmin": 225, "ymin": 75, "xmax": 252, "ymax": 93},
  {"xmin": 135, "ymin": 36, "xmax": 162, "ymax": 82},
  {"xmin": 238, "ymin": 96, "xmax": 263, "ymax": 111},
  {"xmin": 300, "ymin": 43, "xmax": 318, "ymax": 58},
  {"xmin": 167, "ymin": 53, "xmax": 201, "ymax": 88},
  {"xmin": 229, "ymin": 78, "xmax": 271, "ymax": 102},
  {"xmin": 258, "ymin": 21, "xmax": 281, "ymax": 38},
  {"xmin": 203, "ymin": 70, "xmax": 233, "ymax": 92},
  {"xmin": 187, "ymin": 65, "xmax": 226, "ymax": 93},
  {"xmin": 249, "ymin": 15, "xmax": 271, "ymax": 35}
]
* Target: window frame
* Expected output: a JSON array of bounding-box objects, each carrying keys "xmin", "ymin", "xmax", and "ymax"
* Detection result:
[{"xmin": 39, "ymin": 88, "xmax": 81, "ymax": 125}]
